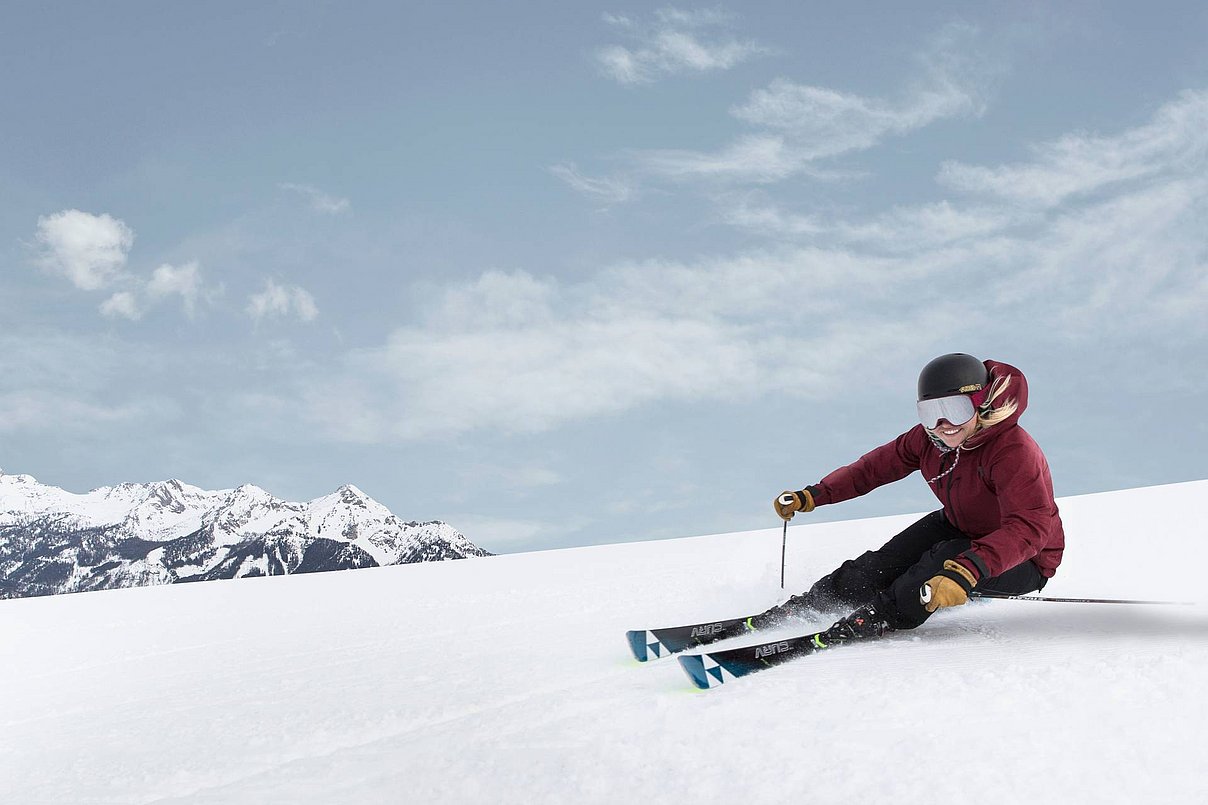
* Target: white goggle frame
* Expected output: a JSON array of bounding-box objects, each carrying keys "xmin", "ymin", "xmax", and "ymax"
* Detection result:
[{"xmin": 917, "ymin": 394, "xmax": 976, "ymax": 430}]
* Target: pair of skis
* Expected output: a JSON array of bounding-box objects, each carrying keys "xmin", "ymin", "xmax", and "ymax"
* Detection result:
[
  {"xmin": 630, "ymin": 591, "xmax": 1195, "ymax": 690},
  {"xmin": 627, "ymin": 614, "xmax": 849, "ymax": 690}
]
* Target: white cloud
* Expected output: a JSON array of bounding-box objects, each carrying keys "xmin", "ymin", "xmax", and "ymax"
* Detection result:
[
  {"xmin": 279, "ymin": 183, "xmax": 351, "ymax": 215},
  {"xmin": 461, "ymin": 462, "xmax": 563, "ymax": 492},
  {"xmin": 889, "ymin": 90, "xmax": 1208, "ymax": 338},
  {"xmin": 595, "ymin": 7, "xmax": 767, "ymax": 84},
  {"xmin": 443, "ymin": 513, "xmax": 558, "ymax": 550},
  {"xmin": 731, "ymin": 72, "xmax": 979, "ymax": 152},
  {"xmin": 938, "ymin": 89, "xmax": 1208, "ymax": 207},
  {"xmin": 247, "ymin": 279, "xmax": 319, "ymax": 323},
  {"xmin": 725, "ymin": 196, "xmax": 1025, "ymax": 252},
  {"xmin": 640, "ymin": 23, "xmax": 989, "ymax": 182},
  {"xmin": 0, "ymin": 332, "xmax": 181, "ymax": 433},
  {"xmin": 549, "ymin": 162, "xmax": 634, "ymax": 205},
  {"xmin": 147, "ymin": 262, "xmax": 204, "ymax": 315},
  {"xmin": 30, "ymin": 211, "xmax": 219, "ymax": 321},
  {"xmin": 0, "ymin": 391, "xmax": 162, "ymax": 432},
  {"xmin": 640, "ymin": 134, "xmax": 809, "ymax": 183},
  {"xmin": 302, "ymin": 253, "xmax": 931, "ymax": 442},
  {"xmin": 302, "ymin": 84, "xmax": 1208, "ymax": 443},
  {"xmin": 35, "ymin": 209, "xmax": 135, "ymax": 290},
  {"xmin": 96, "ymin": 262, "xmax": 214, "ymax": 321},
  {"xmin": 100, "ymin": 291, "xmax": 142, "ymax": 321},
  {"xmin": 655, "ymin": 8, "xmax": 736, "ymax": 27}
]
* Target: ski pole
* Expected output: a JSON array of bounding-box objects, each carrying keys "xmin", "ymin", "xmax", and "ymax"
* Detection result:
[
  {"xmin": 777, "ymin": 494, "xmax": 794, "ymax": 590},
  {"xmin": 971, "ymin": 591, "xmax": 1195, "ymax": 606}
]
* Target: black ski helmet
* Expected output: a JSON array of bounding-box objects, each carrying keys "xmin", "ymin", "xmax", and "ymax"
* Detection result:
[{"xmin": 917, "ymin": 353, "xmax": 989, "ymax": 401}]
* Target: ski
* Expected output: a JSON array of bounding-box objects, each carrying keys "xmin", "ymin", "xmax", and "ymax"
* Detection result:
[
  {"xmin": 678, "ymin": 628, "xmax": 875, "ymax": 689},
  {"xmin": 625, "ymin": 616, "xmax": 757, "ymax": 662}
]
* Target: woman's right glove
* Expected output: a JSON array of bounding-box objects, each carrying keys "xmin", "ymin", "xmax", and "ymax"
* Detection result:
[{"xmin": 773, "ymin": 488, "xmax": 816, "ymax": 521}]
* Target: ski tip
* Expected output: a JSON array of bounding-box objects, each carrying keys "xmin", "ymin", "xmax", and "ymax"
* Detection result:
[
  {"xmin": 626, "ymin": 630, "xmax": 650, "ymax": 663},
  {"xmin": 678, "ymin": 654, "xmax": 711, "ymax": 689}
]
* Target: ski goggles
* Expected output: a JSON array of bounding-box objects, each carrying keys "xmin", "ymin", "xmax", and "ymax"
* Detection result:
[{"xmin": 917, "ymin": 394, "xmax": 976, "ymax": 429}]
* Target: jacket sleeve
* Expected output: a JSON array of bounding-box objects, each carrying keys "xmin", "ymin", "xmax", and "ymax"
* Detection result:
[
  {"xmin": 809, "ymin": 429, "xmax": 925, "ymax": 506},
  {"xmin": 967, "ymin": 441, "xmax": 1060, "ymax": 578}
]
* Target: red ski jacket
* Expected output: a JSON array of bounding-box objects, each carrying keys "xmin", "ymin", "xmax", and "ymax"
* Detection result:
[{"xmin": 808, "ymin": 360, "xmax": 1064, "ymax": 579}]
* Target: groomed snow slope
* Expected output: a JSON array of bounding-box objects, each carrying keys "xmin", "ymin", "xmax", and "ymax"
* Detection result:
[{"xmin": 2, "ymin": 481, "xmax": 1206, "ymax": 803}]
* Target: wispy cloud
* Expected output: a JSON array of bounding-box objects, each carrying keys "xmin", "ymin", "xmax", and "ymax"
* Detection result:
[
  {"xmin": 938, "ymin": 89, "xmax": 1208, "ymax": 207},
  {"xmin": 443, "ymin": 513, "xmax": 562, "ymax": 551},
  {"xmin": 549, "ymin": 162, "xmax": 634, "ymax": 205},
  {"xmin": 595, "ymin": 7, "xmax": 768, "ymax": 85},
  {"xmin": 279, "ymin": 182, "xmax": 351, "ymax": 215},
  {"xmin": 303, "ymin": 86, "xmax": 1208, "ymax": 443},
  {"xmin": 639, "ymin": 23, "xmax": 991, "ymax": 182},
  {"xmin": 0, "ymin": 332, "xmax": 180, "ymax": 434},
  {"xmin": 0, "ymin": 390, "xmax": 164, "ymax": 432},
  {"xmin": 640, "ymin": 134, "xmax": 816, "ymax": 183},
  {"xmin": 247, "ymin": 278, "xmax": 319, "ymax": 323},
  {"xmin": 35, "ymin": 209, "xmax": 134, "ymax": 291},
  {"xmin": 303, "ymin": 258, "xmax": 925, "ymax": 442},
  {"xmin": 100, "ymin": 291, "xmax": 142, "ymax": 321},
  {"xmin": 724, "ymin": 196, "xmax": 1027, "ymax": 252}
]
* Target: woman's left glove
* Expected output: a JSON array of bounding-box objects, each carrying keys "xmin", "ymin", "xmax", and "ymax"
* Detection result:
[{"xmin": 921, "ymin": 559, "xmax": 979, "ymax": 612}]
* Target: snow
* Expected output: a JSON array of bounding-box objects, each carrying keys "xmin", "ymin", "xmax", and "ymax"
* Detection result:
[{"xmin": 2, "ymin": 480, "xmax": 1206, "ymax": 803}]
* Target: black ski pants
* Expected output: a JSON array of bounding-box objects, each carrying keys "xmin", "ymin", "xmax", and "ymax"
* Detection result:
[{"xmin": 804, "ymin": 511, "xmax": 1046, "ymax": 630}]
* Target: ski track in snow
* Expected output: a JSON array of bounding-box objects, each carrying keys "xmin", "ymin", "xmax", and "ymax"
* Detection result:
[{"xmin": 2, "ymin": 481, "xmax": 1207, "ymax": 803}]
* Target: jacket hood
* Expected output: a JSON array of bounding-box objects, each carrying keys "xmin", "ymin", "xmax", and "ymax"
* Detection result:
[{"xmin": 964, "ymin": 359, "xmax": 1029, "ymax": 448}]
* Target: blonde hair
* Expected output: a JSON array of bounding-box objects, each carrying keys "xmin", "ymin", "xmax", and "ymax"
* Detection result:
[{"xmin": 976, "ymin": 374, "xmax": 1018, "ymax": 429}]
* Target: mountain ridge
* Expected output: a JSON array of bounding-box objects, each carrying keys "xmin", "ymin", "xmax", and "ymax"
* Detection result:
[{"xmin": 0, "ymin": 469, "xmax": 490, "ymax": 599}]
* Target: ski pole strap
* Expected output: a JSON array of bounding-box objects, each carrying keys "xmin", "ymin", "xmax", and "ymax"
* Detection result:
[{"xmin": 971, "ymin": 591, "xmax": 1196, "ymax": 606}]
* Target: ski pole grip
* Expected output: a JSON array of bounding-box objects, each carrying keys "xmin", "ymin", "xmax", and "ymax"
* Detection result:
[{"xmin": 779, "ymin": 493, "xmax": 796, "ymax": 506}]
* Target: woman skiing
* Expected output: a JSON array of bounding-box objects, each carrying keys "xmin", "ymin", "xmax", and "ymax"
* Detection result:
[{"xmin": 762, "ymin": 353, "xmax": 1064, "ymax": 642}]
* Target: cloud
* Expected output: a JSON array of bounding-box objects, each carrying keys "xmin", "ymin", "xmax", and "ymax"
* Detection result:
[
  {"xmin": 100, "ymin": 291, "xmax": 142, "ymax": 321},
  {"xmin": 300, "ymin": 83, "xmax": 1208, "ymax": 444},
  {"xmin": 640, "ymin": 134, "xmax": 813, "ymax": 183},
  {"xmin": 0, "ymin": 391, "xmax": 162, "ymax": 432},
  {"xmin": 639, "ymin": 23, "xmax": 990, "ymax": 182},
  {"xmin": 461, "ymin": 461, "xmax": 564, "ymax": 492},
  {"xmin": 247, "ymin": 278, "xmax": 319, "ymax": 323},
  {"xmin": 35, "ymin": 209, "xmax": 135, "ymax": 290},
  {"xmin": 724, "ymin": 196, "xmax": 1027, "ymax": 252},
  {"xmin": 938, "ymin": 89, "xmax": 1208, "ymax": 207},
  {"xmin": 147, "ymin": 262, "xmax": 204, "ymax": 314},
  {"xmin": 0, "ymin": 332, "xmax": 181, "ymax": 434},
  {"xmin": 30, "ymin": 211, "xmax": 220, "ymax": 320},
  {"xmin": 96, "ymin": 262, "xmax": 214, "ymax": 321},
  {"xmin": 279, "ymin": 183, "xmax": 351, "ymax": 215},
  {"xmin": 302, "ymin": 257, "xmax": 929, "ymax": 442},
  {"xmin": 595, "ymin": 7, "xmax": 768, "ymax": 84},
  {"xmin": 443, "ymin": 513, "xmax": 558, "ymax": 551},
  {"xmin": 549, "ymin": 162, "xmax": 634, "ymax": 205}
]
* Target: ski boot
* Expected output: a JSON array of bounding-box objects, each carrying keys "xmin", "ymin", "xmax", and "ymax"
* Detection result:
[{"xmin": 818, "ymin": 603, "xmax": 892, "ymax": 644}]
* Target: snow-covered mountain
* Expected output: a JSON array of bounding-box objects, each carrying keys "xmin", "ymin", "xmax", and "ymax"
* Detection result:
[{"xmin": 0, "ymin": 470, "xmax": 490, "ymax": 599}]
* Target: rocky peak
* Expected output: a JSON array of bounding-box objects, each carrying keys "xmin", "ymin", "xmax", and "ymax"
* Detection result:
[{"xmin": 0, "ymin": 471, "xmax": 490, "ymax": 600}]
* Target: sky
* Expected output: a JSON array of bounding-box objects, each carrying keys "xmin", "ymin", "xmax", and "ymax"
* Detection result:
[{"xmin": 2, "ymin": 1, "xmax": 1207, "ymax": 554}]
